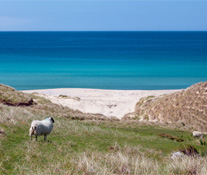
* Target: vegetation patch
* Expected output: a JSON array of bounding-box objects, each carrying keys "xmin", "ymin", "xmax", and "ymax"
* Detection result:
[
  {"xmin": 1, "ymin": 117, "xmax": 207, "ymax": 174},
  {"xmin": 1, "ymin": 83, "xmax": 207, "ymax": 174},
  {"xmin": 0, "ymin": 84, "xmax": 33, "ymax": 106},
  {"xmin": 59, "ymin": 94, "xmax": 69, "ymax": 98},
  {"xmin": 158, "ymin": 133, "xmax": 184, "ymax": 142},
  {"xmin": 179, "ymin": 145, "xmax": 199, "ymax": 156},
  {"xmin": 133, "ymin": 82, "xmax": 207, "ymax": 131}
]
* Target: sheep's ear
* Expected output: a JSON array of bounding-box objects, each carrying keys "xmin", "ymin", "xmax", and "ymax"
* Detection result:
[
  {"xmin": 51, "ymin": 118, "xmax": 55, "ymax": 123},
  {"xmin": 32, "ymin": 126, "xmax": 36, "ymax": 131}
]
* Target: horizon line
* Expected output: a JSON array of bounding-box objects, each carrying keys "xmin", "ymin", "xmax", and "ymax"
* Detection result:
[{"xmin": 0, "ymin": 30, "xmax": 207, "ymax": 32}]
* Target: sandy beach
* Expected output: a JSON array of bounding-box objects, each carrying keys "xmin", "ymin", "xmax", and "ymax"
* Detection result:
[{"xmin": 23, "ymin": 89, "xmax": 181, "ymax": 119}]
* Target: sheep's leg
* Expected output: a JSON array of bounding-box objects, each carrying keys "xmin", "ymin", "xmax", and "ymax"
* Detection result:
[
  {"xmin": 31, "ymin": 135, "xmax": 32, "ymax": 140},
  {"xmin": 36, "ymin": 135, "xmax": 37, "ymax": 141},
  {"xmin": 44, "ymin": 135, "xmax": 47, "ymax": 142}
]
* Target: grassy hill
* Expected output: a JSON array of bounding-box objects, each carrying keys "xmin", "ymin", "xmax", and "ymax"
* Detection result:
[
  {"xmin": 1, "ymin": 84, "xmax": 207, "ymax": 174},
  {"xmin": 126, "ymin": 82, "xmax": 207, "ymax": 131}
]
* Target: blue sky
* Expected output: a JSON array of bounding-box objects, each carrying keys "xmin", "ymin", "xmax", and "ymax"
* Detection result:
[{"xmin": 0, "ymin": 0, "xmax": 206, "ymax": 31}]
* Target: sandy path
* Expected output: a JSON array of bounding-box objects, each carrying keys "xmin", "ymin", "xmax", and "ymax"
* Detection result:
[{"xmin": 23, "ymin": 88, "xmax": 181, "ymax": 119}]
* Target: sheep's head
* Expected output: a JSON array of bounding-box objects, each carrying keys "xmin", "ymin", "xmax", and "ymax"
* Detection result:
[
  {"xmin": 47, "ymin": 117, "xmax": 55, "ymax": 123},
  {"xmin": 29, "ymin": 126, "xmax": 37, "ymax": 136},
  {"xmin": 51, "ymin": 117, "xmax": 55, "ymax": 123}
]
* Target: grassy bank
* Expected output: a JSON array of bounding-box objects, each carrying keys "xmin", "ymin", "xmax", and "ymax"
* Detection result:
[
  {"xmin": 1, "ymin": 84, "xmax": 207, "ymax": 174},
  {"xmin": 1, "ymin": 112, "xmax": 207, "ymax": 174}
]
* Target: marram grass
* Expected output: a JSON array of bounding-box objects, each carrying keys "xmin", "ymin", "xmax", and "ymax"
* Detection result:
[
  {"xmin": 1, "ymin": 83, "xmax": 207, "ymax": 174},
  {"xmin": 1, "ymin": 105, "xmax": 207, "ymax": 174}
]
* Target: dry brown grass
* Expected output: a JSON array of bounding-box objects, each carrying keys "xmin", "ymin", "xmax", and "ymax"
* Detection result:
[
  {"xmin": 75, "ymin": 144, "xmax": 207, "ymax": 175},
  {"xmin": 76, "ymin": 145, "xmax": 160, "ymax": 175},
  {"xmin": 0, "ymin": 84, "xmax": 33, "ymax": 106},
  {"xmin": 167, "ymin": 156, "xmax": 207, "ymax": 175},
  {"xmin": 128, "ymin": 82, "xmax": 207, "ymax": 131}
]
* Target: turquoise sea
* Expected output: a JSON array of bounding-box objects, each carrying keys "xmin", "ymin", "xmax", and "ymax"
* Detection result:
[{"xmin": 0, "ymin": 32, "xmax": 207, "ymax": 90}]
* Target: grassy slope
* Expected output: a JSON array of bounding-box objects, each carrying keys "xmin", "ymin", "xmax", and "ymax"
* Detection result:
[
  {"xmin": 1, "ymin": 113, "xmax": 207, "ymax": 174},
  {"xmin": 1, "ymin": 84, "xmax": 207, "ymax": 174}
]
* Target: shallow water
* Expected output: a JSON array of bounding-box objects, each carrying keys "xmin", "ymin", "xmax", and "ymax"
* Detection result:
[{"xmin": 0, "ymin": 31, "xmax": 207, "ymax": 90}]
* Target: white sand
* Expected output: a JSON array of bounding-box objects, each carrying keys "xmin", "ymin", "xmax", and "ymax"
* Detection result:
[{"xmin": 23, "ymin": 88, "xmax": 181, "ymax": 119}]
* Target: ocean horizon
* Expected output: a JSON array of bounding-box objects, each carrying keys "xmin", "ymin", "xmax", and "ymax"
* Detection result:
[{"xmin": 0, "ymin": 31, "xmax": 207, "ymax": 90}]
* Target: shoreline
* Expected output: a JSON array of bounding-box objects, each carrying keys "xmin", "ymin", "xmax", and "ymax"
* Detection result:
[{"xmin": 23, "ymin": 88, "xmax": 181, "ymax": 119}]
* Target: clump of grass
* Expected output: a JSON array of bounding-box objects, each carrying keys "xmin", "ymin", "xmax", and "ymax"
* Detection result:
[
  {"xmin": 200, "ymin": 139, "xmax": 206, "ymax": 146},
  {"xmin": 59, "ymin": 94, "xmax": 69, "ymax": 98},
  {"xmin": 179, "ymin": 145, "xmax": 199, "ymax": 156},
  {"xmin": 158, "ymin": 133, "xmax": 184, "ymax": 142},
  {"xmin": 58, "ymin": 94, "xmax": 81, "ymax": 101}
]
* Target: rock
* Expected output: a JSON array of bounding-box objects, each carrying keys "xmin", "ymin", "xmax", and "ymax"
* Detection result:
[
  {"xmin": 193, "ymin": 131, "xmax": 207, "ymax": 138},
  {"xmin": 171, "ymin": 152, "xmax": 184, "ymax": 159}
]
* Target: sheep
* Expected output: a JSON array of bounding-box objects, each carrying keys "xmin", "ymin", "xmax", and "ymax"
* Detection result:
[
  {"xmin": 29, "ymin": 117, "xmax": 55, "ymax": 142},
  {"xmin": 193, "ymin": 131, "xmax": 207, "ymax": 138}
]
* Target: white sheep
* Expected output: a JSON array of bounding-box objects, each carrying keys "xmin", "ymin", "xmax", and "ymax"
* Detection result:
[
  {"xmin": 29, "ymin": 117, "xmax": 55, "ymax": 141},
  {"xmin": 193, "ymin": 131, "xmax": 207, "ymax": 138}
]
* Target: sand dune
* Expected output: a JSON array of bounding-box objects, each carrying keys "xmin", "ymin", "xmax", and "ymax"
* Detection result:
[{"xmin": 23, "ymin": 88, "xmax": 180, "ymax": 119}]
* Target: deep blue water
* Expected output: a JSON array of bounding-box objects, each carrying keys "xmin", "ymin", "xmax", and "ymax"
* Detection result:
[{"xmin": 0, "ymin": 32, "xmax": 207, "ymax": 90}]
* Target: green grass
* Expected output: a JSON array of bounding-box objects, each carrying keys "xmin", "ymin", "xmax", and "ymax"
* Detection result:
[
  {"xmin": 1, "ymin": 83, "xmax": 207, "ymax": 174},
  {"xmin": 1, "ymin": 118, "xmax": 207, "ymax": 174}
]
